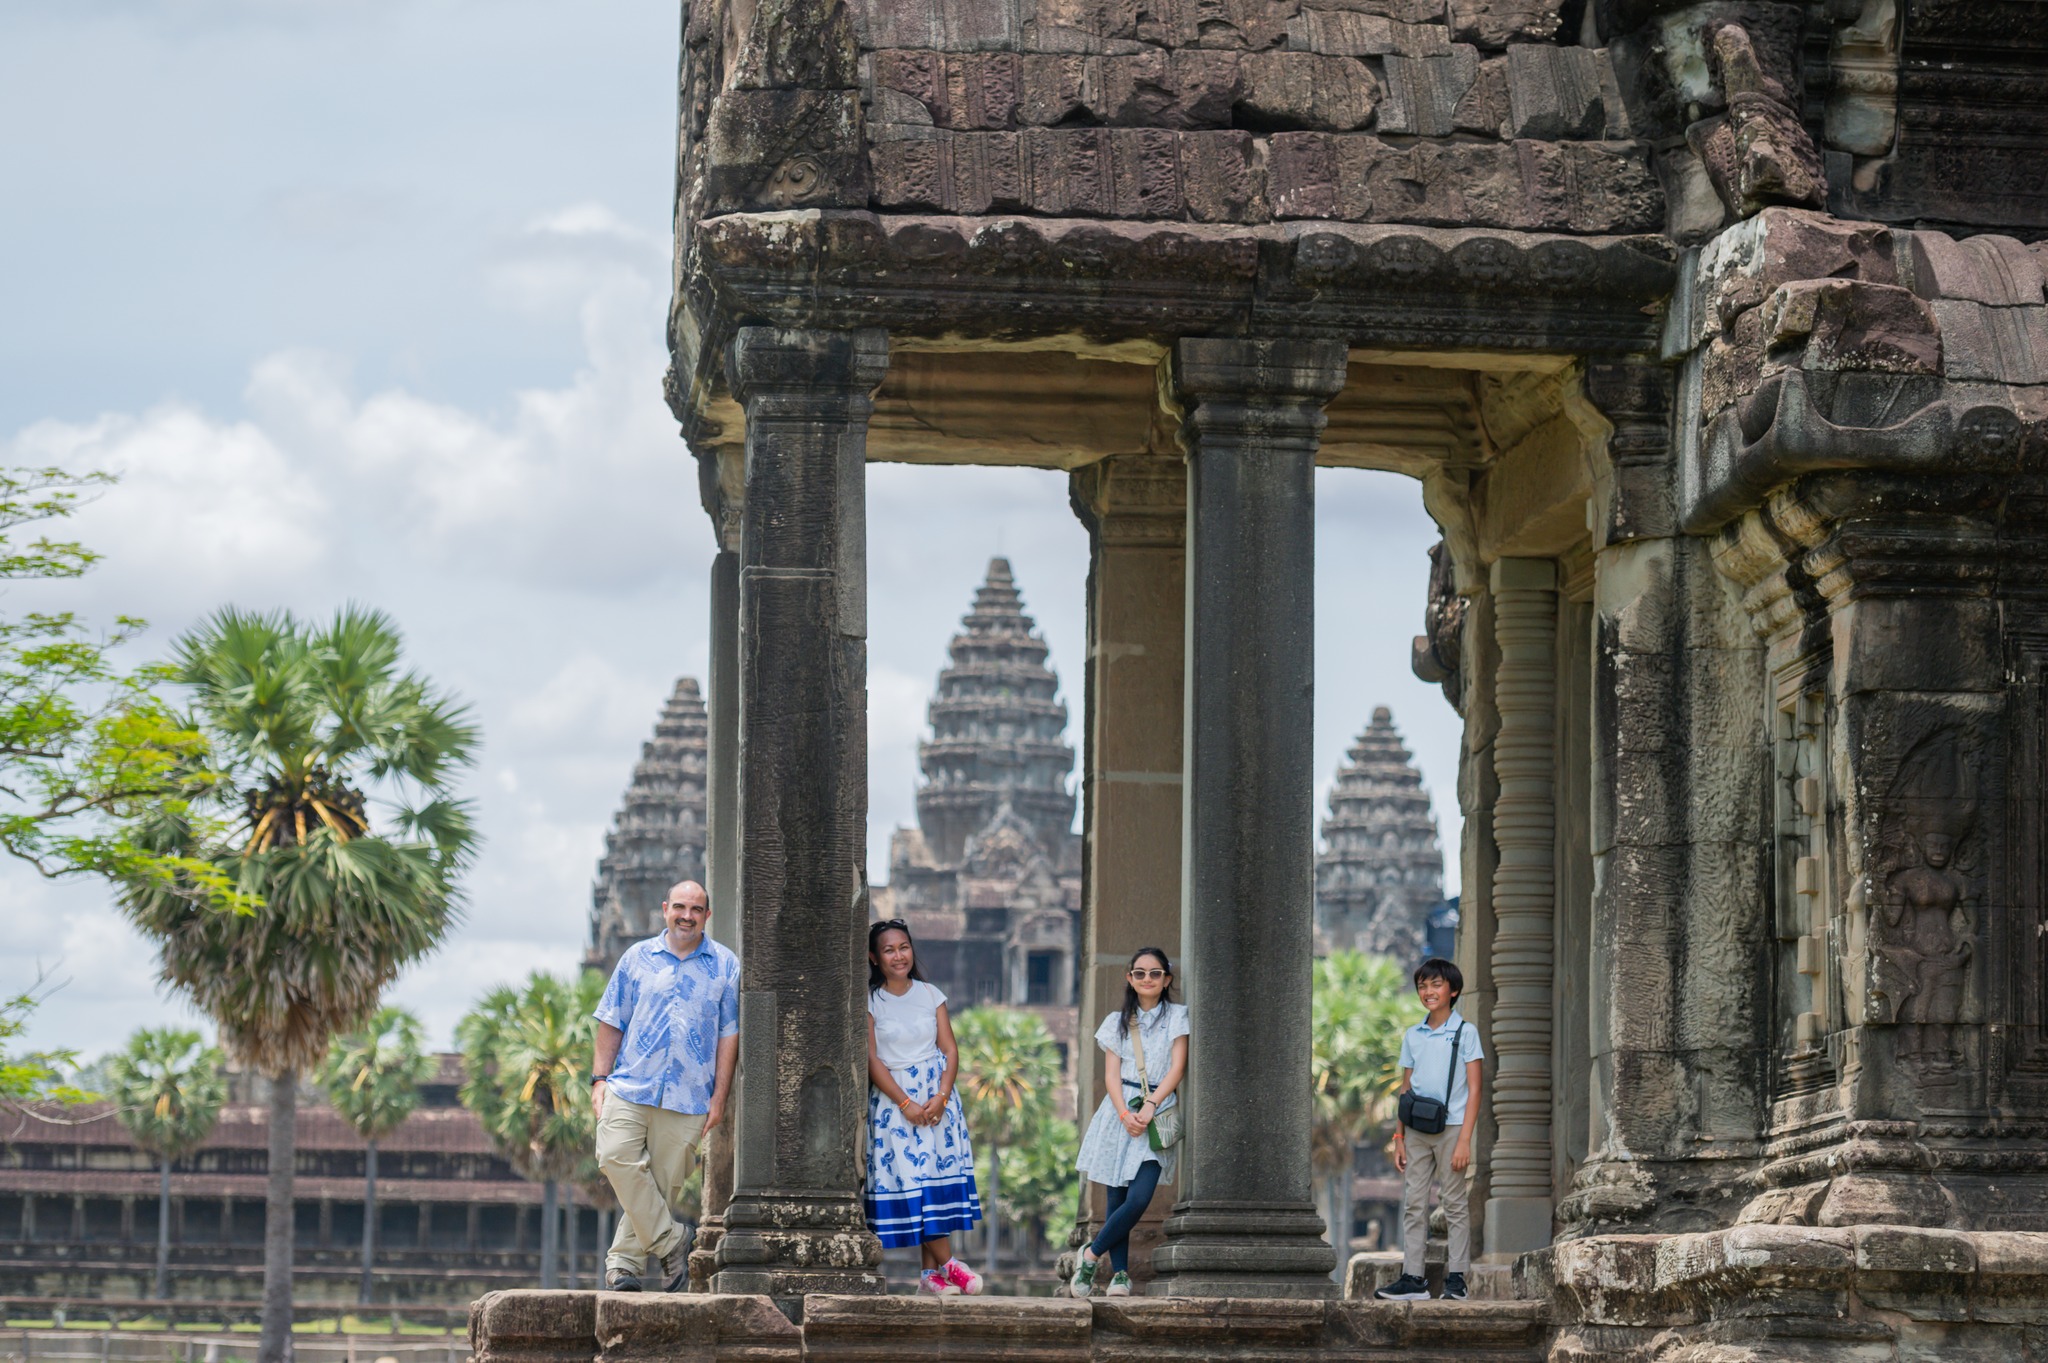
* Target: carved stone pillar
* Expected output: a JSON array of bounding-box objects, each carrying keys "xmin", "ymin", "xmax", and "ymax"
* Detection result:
[
  {"xmin": 1485, "ymin": 557, "xmax": 1557, "ymax": 1256},
  {"xmin": 1068, "ymin": 455, "xmax": 1186, "ymax": 1288},
  {"xmin": 710, "ymin": 327, "xmax": 888, "ymax": 1305},
  {"xmin": 1153, "ymin": 337, "xmax": 1347, "ymax": 1299},
  {"xmin": 1710, "ymin": 479, "xmax": 2046, "ymax": 1230},
  {"xmin": 689, "ymin": 532, "xmax": 743, "ymax": 1291}
]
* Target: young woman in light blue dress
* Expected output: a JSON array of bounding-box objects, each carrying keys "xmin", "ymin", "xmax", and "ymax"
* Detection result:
[{"xmin": 1071, "ymin": 946, "xmax": 1188, "ymax": 1297}]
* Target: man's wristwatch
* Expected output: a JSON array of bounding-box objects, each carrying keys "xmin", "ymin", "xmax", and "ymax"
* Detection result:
[{"xmin": 592, "ymin": 1074, "xmax": 609, "ymax": 1084}]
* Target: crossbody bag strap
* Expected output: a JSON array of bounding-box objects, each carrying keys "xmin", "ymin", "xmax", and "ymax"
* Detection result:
[
  {"xmin": 1130, "ymin": 1015, "xmax": 1153, "ymax": 1107},
  {"xmin": 1441, "ymin": 1021, "xmax": 1464, "ymax": 1109}
]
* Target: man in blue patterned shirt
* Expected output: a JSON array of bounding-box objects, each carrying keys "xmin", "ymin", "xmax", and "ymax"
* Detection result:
[{"xmin": 591, "ymin": 879, "xmax": 739, "ymax": 1291}]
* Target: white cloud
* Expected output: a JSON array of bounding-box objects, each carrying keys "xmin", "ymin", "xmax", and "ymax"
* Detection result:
[{"xmin": 6, "ymin": 405, "xmax": 330, "ymax": 613}]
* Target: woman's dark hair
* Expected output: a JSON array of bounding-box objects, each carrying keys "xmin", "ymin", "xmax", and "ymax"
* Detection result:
[
  {"xmin": 1118, "ymin": 946, "xmax": 1177, "ymax": 1037},
  {"xmin": 1414, "ymin": 956, "xmax": 1463, "ymax": 999},
  {"xmin": 868, "ymin": 919, "xmax": 927, "ymax": 995}
]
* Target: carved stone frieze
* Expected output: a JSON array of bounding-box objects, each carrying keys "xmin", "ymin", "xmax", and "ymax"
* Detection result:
[{"xmin": 673, "ymin": 213, "xmax": 1677, "ymax": 397}]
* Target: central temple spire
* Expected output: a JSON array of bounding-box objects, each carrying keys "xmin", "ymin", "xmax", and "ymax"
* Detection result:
[{"xmin": 914, "ymin": 557, "xmax": 1076, "ymax": 864}]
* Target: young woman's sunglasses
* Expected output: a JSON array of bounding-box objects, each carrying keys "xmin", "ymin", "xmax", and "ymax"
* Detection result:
[{"xmin": 1128, "ymin": 968, "xmax": 1168, "ymax": 980}]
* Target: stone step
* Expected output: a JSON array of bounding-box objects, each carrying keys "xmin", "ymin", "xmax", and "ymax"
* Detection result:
[
  {"xmin": 472, "ymin": 1288, "xmax": 1547, "ymax": 1363},
  {"xmin": 1346, "ymin": 1250, "xmax": 1519, "ymax": 1301}
]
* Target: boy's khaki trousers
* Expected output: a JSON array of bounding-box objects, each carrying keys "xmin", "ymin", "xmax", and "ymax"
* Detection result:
[
  {"xmin": 1400, "ymin": 1122, "xmax": 1472, "ymax": 1277},
  {"xmin": 595, "ymin": 1093, "xmax": 706, "ymax": 1278}
]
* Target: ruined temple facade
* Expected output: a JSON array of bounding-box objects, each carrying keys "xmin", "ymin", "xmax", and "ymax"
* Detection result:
[
  {"xmin": 584, "ymin": 678, "xmax": 710, "ymax": 974},
  {"xmin": 870, "ymin": 559, "xmax": 1082, "ymax": 1031},
  {"xmin": 1315, "ymin": 706, "xmax": 1443, "ymax": 960},
  {"xmin": 463, "ymin": 0, "xmax": 2048, "ymax": 1353}
]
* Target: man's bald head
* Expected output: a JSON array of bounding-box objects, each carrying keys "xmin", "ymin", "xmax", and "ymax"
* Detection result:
[{"xmin": 662, "ymin": 880, "xmax": 711, "ymax": 947}]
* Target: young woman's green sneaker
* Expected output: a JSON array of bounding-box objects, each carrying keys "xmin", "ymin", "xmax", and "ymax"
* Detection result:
[
  {"xmin": 1070, "ymin": 1253, "xmax": 1099, "ymax": 1297},
  {"xmin": 1105, "ymin": 1271, "xmax": 1132, "ymax": 1297}
]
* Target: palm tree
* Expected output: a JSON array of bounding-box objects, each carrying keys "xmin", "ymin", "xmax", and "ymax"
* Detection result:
[
  {"xmin": 996, "ymin": 1112, "xmax": 1078, "ymax": 1264},
  {"xmin": 952, "ymin": 1007, "xmax": 1062, "ymax": 1274},
  {"xmin": 105, "ymin": 1027, "xmax": 228, "ymax": 1300},
  {"xmin": 1310, "ymin": 950, "xmax": 1409, "ymax": 1281},
  {"xmin": 316, "ymin": 1007, "xmax": 435, "ymax": 1305},
  {"xmin": 117, "ymin": 605, "xmax": 477, "ymax": 1363},
  {"xmin": 457, "ymin": 971, "xmax": 603, "ymax": 1288}
]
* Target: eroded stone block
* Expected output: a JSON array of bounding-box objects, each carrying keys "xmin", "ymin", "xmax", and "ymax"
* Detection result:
[
  {"xmin": 1905, "ymin": 232, "xmax": 2048, "ymax": 307},
  {"xmin": 1284, "ymin": 10, "xmax": 1450, "ymax": 55},
  {"xmin": 703, "ymin": 89, "xmax": 869, "ymax": 213},
  {"xmin": 1448, "ymin": 0, "xmax": 1562, "ymax": 48},
  {"xmin": 1504, "ymin": 43, "xmax": 1605, "ymax": 139},
  {"xmin": 1237, "ymin": 52, "xmax": 1377, "ymax": 129},
  {"xmin": 593, "ymin": 1294, "xmax": 801, "ymax": 1363},
  {"xmin": 470, "ymin": 1291, "xmax": 597, "ymax": 1363},
  {"xmin": 1931, "ymin": 298, "xmax": 2048, "ymax": 384},
  {"xmin": 1378, "ymin": 47, "xmax": 1481, "ymax": 136},
  {"xmin": 1267, "ymin": 135, "xmax": 1659, "ymax": 230},
  {"xmin": 1180, "ymin": 130, "xmax": 1263, "ymax": 221},
  {"xmin": 1762, "ymin": 279, "xmax": 1943, "ymax": 375}
]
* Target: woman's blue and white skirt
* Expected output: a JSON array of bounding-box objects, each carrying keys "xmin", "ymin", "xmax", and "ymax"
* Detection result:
[{"xmin": 865, "ymin": 1054, "xmax": 982, "ymax": 1249}]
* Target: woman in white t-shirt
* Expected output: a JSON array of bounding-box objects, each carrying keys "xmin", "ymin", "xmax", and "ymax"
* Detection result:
[{"xmin": 865, "ymin": 918, "xmax": 985, "ymax": 1296}]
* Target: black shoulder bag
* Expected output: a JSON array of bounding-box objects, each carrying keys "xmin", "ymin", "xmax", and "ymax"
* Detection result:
[{"xmin": 1397, "ymin": 1022, "xmax": 1464, "ymax": 1135}]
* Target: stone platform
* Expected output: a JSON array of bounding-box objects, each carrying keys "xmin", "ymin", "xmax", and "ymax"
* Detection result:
[
  {"xmin": 469, "ymin": 1291, "xmax": 1547, "ymax": 1363},
  {"xmin": 471, "ymin": 1227, "xmax": 2048, "ymax": 1362}
]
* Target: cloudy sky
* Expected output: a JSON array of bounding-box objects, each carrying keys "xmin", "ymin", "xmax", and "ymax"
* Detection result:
[{"xmin": 2, "ymin": 1, "xmax": 1458, "ymax": 1060}]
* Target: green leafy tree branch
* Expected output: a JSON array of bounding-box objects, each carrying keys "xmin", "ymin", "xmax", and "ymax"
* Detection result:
[{"xmin": 0, "ymin": 465, "xmax": 237, "ymax": 907}]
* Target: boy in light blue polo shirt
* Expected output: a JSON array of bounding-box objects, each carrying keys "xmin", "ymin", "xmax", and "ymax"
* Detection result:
[{"xmin": 1376, "ymin": 956, "xmax": 1484, "ymax": 1303}]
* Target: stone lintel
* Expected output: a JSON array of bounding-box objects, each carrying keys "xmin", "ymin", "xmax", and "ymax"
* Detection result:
[{"xmin": 673, "ymin": 213, "xmax": 1675, "ymax": 430}]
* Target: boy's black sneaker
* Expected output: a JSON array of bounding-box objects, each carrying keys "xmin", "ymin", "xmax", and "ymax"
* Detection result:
[
  {"xmin": 1442, "ymin": 1273, "xmax": 1469, "ymax": 1300},
  {"xmin": 1374, "ymin": 1273, "xmax": 1431, "ymax": 1301}
]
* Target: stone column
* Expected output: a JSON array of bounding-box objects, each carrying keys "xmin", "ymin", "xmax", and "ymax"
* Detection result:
[
  {"xmin": 711, "ymin": 326, "xmax": 888, "ymax": 1305},
  {"xmin": 690, "ymin": 539, "xmax": 743, "ymax": 1290},
  {"xmin": 1068, "ymin": 455, "xmax": 1187, "ymax": 1287},
  {"xmin": 1153, "ymin": 337, "xmax": 1347, "ymax": 1299},
  {"xmin": 1484, "ymin": 557, "xmax": 1557, "ymax": 1255}
]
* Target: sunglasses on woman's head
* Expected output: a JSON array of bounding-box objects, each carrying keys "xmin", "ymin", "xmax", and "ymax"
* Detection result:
[
  {"xmin": 877, "ymin": 919, "xmax": 908, "ymax": 930},
  {"xmin": 1129, "ymin": 968, "xmax": 1168, "ymax": 980}
]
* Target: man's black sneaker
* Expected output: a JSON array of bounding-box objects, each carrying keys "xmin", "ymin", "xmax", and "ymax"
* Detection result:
[
  {"xmin": 1442, "ymin": 1272, "xmax": 1469, "ymax": 1300},
  {"xmin": 605, "ymin": 1268, "xmax": 643, "ymax": 1292},
  {"xmin": 1374, "ymin": 1273, "xmax": 1431, "ymax": 1301}
]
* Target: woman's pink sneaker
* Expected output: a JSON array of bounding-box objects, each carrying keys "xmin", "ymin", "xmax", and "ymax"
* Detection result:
[
  {"xmin": 921, "ymin": 1268, "xmax": 961, "ymax": 1296},
  {"xmin": 944, "ymin": 1259, "xmax": 985, "ymax": 1295}
]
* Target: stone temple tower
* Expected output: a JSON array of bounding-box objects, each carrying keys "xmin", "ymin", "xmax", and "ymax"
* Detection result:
[
  {"xmin": 913, "ymin": 557, "xmax": 1076, "ymax": 863},
  {"xmin": 584, "ymin": 677, "xmax": 709, "ymax": 975},
  {"xmin": 1315, "ymin": 707, "xmax": 1443, "ymax": 962},
  {"xmin": 874, "ymin": 558, "xmax": 1081, "ymax": 1022}
]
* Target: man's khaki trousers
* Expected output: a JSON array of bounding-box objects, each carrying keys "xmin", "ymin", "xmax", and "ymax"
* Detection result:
[
  {"xmin": 595, "ymin": 1093, "xmax": 706, "ymax": 1278},
  {"xmin": 1400, "ymin": 1121, "xmax": 1472, "ymax": 1277}
]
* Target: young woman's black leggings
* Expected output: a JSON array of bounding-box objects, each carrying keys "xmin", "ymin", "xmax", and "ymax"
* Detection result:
[{"xmin": 1089, "ymin": 1159, "xmax": 1163, "ymax": 1273}]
